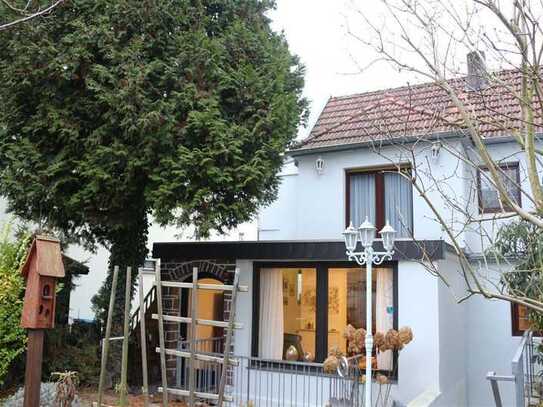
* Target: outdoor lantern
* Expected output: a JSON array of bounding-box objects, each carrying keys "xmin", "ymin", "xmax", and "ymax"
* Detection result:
[
  {"xmin": 380, "ymin": 221, "xmax": 396, "ymax": 252},
  {"xmin": 341, "ymin": 217, "xmax": 396, "ymax": 407},
  {"xmin": 20, "ymin": 236, "xmax": 65, "ymax": 329},
  {"xmin": 315, "ymin": 156, "xmax": 325, "ymax": 175},
  {"xmin": 343, "ymin": 222, "xmax": 358, "ymax": 252},
  {"xmin": 358, "ymin": 217, "xmax": 376, "ymax": 248}
]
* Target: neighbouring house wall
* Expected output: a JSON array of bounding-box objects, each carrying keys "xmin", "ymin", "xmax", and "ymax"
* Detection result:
[{"xmin": 0, "ymin": 196, "xmax": 256, "ymax": 320}]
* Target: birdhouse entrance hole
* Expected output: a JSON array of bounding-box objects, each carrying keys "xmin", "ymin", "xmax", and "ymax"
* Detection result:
[{"xmin": 42, "ymin": 284, "xmax": 51, "ymax": 299}]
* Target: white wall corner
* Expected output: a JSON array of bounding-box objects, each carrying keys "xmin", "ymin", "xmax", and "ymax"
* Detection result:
[{"xmin": 406, "ymin": 389, "xmax": 442, "ymax": 407}]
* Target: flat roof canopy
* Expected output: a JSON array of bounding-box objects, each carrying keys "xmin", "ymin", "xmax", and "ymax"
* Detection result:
[{"xmin": 153, "ymin": 239, "xmax": 447, "ymax": 263}]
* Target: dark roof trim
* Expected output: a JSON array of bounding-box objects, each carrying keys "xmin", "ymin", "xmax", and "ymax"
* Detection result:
[
  {"xmin": 289, "ymin": 129, "xmax": 538, "ymax": 158},
  {"xmin": 288, "ymin": 130, "xmax": 464, "ymax": 157},
  {"xmin": 153, "ymin": 239, "xmax": 446, "ymax": 263}
]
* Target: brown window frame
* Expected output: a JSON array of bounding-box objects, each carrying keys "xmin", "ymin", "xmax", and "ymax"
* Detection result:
[
  {"xmin": 511, "ymin": 303, "xmax": 541, "ymax": 337},
  {"xmin": 477, "ymin": 162, "xmax": 521, "ymax": 214},
  {"xmin": 345, "ymin": 166, "xmax": 413, "ymax": 233}
]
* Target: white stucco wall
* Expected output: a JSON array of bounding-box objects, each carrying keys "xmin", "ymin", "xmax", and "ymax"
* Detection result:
[
  {"xmin": 260, "ymin": 140, "xmax": 543, "ymax": 257},
  {"xmin": 232, "ymin": 257, "xmax": 520, "ymax": 407},
  {"xmin": 396, "ymin": 261, "xmax": 441, "ymax": 404},
  {"xmin": 435, "ymin": 253, "xmax": 468, "ymax": 407},
  {"xmin": 465, "ymin": 261, "xmax": 523, "ymax": 407},
  {"xmin": 463, "ymin": 140, "xmax": 541, "ymax": 255},
  {"xmin": 256, "ymin": 140, "xmax": 535, "ymax": 406},
  {"xmin": 234, "ymin": 260, "xmax": 254, "ymax": 358},
  {"xmin": 233, "ymin": 259, "xmax": 447, "ymax": 406},
  {"xmin": 259, "ymin": 141, "xmax": 468, "ymax": 243}
]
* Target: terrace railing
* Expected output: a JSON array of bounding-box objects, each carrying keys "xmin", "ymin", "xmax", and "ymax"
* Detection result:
[
  {"xmin": 173, "ymin": 337, "xmax": 367, "ymax": 406},
  {"xmin": 487, "ymin": 330, "xmax": 537, "ymax": 407}
]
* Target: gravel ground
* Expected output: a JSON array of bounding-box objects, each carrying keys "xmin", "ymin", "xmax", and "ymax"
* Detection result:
[
  {"xmin": 2, "ymin": 382, "xmax": 81, "ymax": 407},
  {"xmin": 2, "ymin": 385, "xmax": 192, "ymax": 406}
]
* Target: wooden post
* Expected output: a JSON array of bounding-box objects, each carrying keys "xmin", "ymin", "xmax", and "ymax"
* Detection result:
[
  {"xmin": 119, "ymin": 266, "xmax": 131, "ymax": 406},
  {"xmin": 138, "ymin": 269, "xmax": 150, "ymax": 407},
  {"xmin": 20, "ymin": 236, "xmax": 65, "ymax": 407},
  {"xmin": 188, "ymin": 267, "xmax": 198, "ymax": 407},
  {"xmin": 23, "ymin": 330, "xmax": 44, "ymax": 407},
  {"xmin": 155, "ymin": 259, "xmax": 169, "ymax": 407},
  {"xmin": 98, "ymin": 265, "xmax": 119, "ymax": 407}
]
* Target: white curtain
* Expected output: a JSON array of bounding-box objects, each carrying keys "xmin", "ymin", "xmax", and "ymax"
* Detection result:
[
  {"xmin": 384, "ymin": 173, "xmax": 413, "ymax": 237},
  {"xmin": 376, "ymin": 268, "xmax": 394, "ymax": 370},
  {"xmin": 350, "ymin": 173, "xmax": 376, "ymax": 227},
  {"xmin": 259, "ymin": 268, "xmax": 284, "ymax": 359}
]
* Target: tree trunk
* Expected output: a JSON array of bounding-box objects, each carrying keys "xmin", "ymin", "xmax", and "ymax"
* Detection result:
[{"xmin": 92, "ymin": 207, "xmax": 149, "ymax": 386}]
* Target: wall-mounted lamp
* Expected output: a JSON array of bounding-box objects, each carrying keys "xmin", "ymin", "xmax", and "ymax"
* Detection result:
[
  {"xmin": 315, "ymin": 156, "xmax": 325, "ymax": 175},
  {"xmin": 431, "ymin": 141, "xmax": 441, "ymax": 161}
]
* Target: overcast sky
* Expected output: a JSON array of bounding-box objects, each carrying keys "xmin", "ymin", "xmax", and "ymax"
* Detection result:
[
  {"xmin": 268, "ymin": 0, "xmax": 515, "ymax": 141},
  {"xmin": 269, "ymin": 0, "xmax": 422, "ymax": 140}
]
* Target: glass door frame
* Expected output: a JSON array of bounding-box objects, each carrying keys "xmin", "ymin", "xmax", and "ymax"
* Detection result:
[{"xmin": 251, "ymin": 261, "xmax": 398, "ymax": 364}]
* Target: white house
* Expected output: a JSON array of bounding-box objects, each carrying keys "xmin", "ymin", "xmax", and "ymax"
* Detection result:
[{"xmin": 150, "ymin": 59, "xmax": 538, "ymax": 406}]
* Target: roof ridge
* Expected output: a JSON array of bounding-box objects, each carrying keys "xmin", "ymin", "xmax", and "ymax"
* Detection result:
[
  {"xmin": 328, "ymin": 67, "xmax": 528, "ymax": 103},
  {"xmin": 296, "ymin": 67, "xmax": 532, "ymax": 151}
]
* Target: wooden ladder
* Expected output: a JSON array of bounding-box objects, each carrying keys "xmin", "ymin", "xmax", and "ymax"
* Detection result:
[{"xmin": 152, "ymin": 261, "xmax": 247, "ymax": 406}]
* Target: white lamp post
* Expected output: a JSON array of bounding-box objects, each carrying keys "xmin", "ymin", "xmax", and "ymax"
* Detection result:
[{"xmin": 342, "ymin": 217, "xmax": 396, "ymax": 407}]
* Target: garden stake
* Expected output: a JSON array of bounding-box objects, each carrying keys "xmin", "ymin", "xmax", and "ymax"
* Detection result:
[
  {"xmin": 188, "ymin": 267, "xmax": 198, "ymax": 406},
  {"xmin": 98, "ymin": 265, "xmax": 119, "ymax": 407},
  {"xmin": 120, "ymin": 266, "xmax": 131, "ymax": 406},
  {"xmin": 138, "ymin": 268, "xmax": 150, "ymax": 407},
  {"xmin": 155, "ymin": 259, "xmax": 169, "ymax": 406}
]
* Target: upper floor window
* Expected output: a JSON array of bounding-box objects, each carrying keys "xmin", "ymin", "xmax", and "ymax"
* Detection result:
[
  {"xmin": 478, "ymin": 163, "xmax": 521, "ymax": 214},
  {"xmin": 511, "ymin": 303, "xmax": 541, "ymax": 337},
  {"xmin": 346, "ymin": 168, "xmax": 413, "ymax": 237}
]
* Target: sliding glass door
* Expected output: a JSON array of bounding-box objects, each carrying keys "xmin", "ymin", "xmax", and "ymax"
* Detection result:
[{"xmin": 253, "ymin": 262, "xmax": 397, "ymax": 370}]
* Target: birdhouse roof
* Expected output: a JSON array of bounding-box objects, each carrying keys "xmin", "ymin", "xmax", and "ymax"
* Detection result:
[{"xmin": 21, "ymin": 235, "xmax": 65, "ymax": 278}]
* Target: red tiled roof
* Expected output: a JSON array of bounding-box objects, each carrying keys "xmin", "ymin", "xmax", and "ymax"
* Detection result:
[{"xmin": 294, "ymin": 69, "xmax": 543, "ymax": 151}]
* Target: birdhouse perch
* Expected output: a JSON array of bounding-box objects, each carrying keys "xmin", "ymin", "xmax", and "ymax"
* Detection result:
[{"xmin": 20, "ymin": 235, "xmax": 65, "ymax": 330}]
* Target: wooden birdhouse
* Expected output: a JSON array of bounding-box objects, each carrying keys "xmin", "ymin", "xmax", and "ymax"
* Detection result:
[{"xmin": 20, "ymin": 236, "xmax": 65, "ymax": 329}]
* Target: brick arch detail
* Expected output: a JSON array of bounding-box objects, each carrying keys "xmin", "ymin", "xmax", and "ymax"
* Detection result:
[
  {"xmin": 158, "ymin": 260, "xmax": 235, "ymax": 382},
  {"xmin": 161, "ymin": 260, "xmax": 233, "ymax": 284}
]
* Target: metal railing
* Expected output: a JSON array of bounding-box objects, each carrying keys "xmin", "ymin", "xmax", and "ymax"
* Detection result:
[
  {"xmin": 172, "ymin": 337, "xmax": 367, "ymax": 406},
  {"xmin": 487, "ymin": 330, "xmax": 537, "ymax": 407},
  {"xmin": 179, "ymin": 336, "xmax": 226, "ymax": 354}
]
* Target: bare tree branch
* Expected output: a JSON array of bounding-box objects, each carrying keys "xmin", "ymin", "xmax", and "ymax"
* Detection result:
[{"xmin": 0, "ymin": 0, "xmax": 63, "ymax": 31}]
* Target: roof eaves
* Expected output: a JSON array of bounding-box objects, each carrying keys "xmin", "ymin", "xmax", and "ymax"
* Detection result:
[{"xmin": 288, "ymin": 130, "xmax": 465, "ymax": 157}]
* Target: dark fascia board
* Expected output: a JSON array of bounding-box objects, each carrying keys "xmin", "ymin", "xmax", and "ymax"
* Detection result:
[
  {"xmin": 288, "ymin": 130, "xmax": 464, "ymax": 157},
  {"xmin": 289, "ymin": 130, "xmax": 541, "ymax": 158},
  {"xmin": 153, "ymin": 239, "xmax": 445, "ymax": 263}
]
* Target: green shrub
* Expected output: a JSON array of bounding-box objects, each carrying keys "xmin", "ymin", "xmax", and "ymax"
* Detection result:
[
  {"xmin": 0, "ymin": 223, "xmax": 30, "ymax": 385},
  {"xmin": 43, "ymin": 323, "xmax": 101, "ymax": 387}
]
